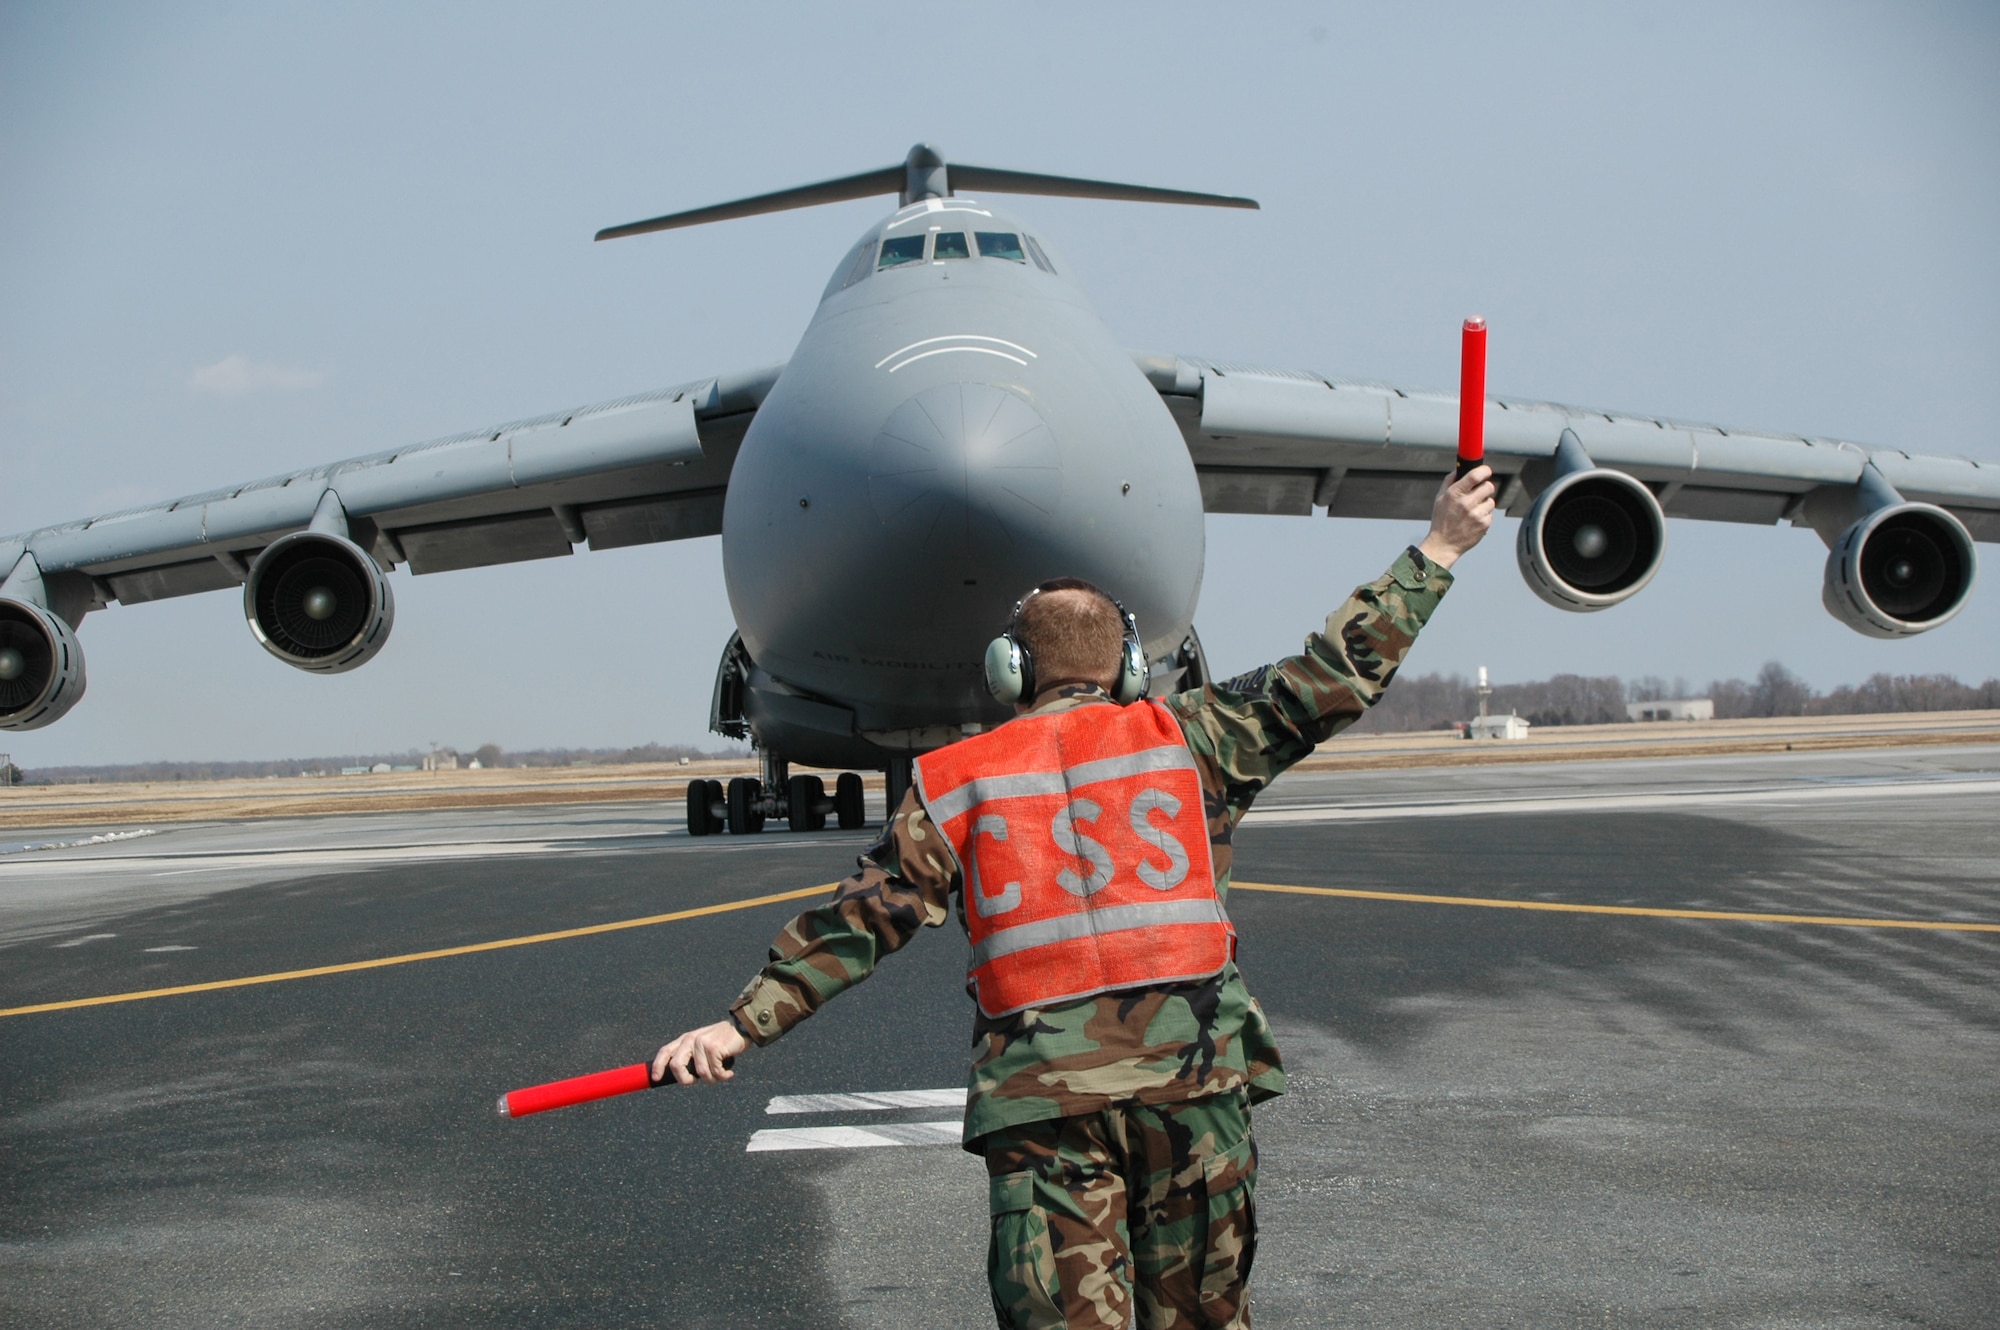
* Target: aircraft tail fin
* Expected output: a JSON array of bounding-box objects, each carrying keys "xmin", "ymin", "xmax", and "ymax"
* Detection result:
[{"xmin": 595, "ymin": 144, "xmax": 1256, "ymax": 242}]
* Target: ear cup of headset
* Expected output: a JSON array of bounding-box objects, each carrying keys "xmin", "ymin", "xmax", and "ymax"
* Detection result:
[
  {"xmin": 1113, "ymin": 634, "xmax": 1149, "ymax": 704},
  {"xmin": 984, "ymin": 635, "xmax": 1031, "ymax": 704}
]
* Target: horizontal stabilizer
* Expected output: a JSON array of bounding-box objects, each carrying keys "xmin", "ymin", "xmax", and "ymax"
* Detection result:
[
  {"xmin": 949, "ymin": 164, "xmax": 1256, "ymax": 211},
  {"xmin": 595, "ymin": 166, "xmax": 904, "ymax": 241},
  {"xmin": 596, "ymin": 144, "xmax": 1256, "ymax": 242}
]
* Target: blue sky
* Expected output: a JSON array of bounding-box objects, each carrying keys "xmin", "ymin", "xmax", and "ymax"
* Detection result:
[{"xmin": 3, "ymin": 2, "xmax": 1996, "ymax": 765}]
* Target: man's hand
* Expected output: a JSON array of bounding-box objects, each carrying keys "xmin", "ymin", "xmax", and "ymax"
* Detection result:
[
  {"xmin": 1418, "ymin": 465, "xmax": 1497, "ymax": 569},
  {"xmin": 652, "ymin": 1019, "xmax": 751, "ymax": 1086}
]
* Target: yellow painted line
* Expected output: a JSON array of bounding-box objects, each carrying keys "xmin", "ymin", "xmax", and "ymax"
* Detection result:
[
  {"xmin": 0, "ymin": 882, "xmax": 837, "ymax": 1019},
  {"xmin": 1231, "ymin": 881, "xmax": 2000, "ymax": 932}
]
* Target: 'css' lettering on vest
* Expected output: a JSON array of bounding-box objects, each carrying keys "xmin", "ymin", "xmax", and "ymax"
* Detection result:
[{"xmin": 916, "ymin": 701, "xmax": 1235, "ymax": 1017}]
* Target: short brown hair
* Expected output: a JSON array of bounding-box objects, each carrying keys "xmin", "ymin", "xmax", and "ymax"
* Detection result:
[{"xmin": 1015, "ymin": 579, "xmax": 1124, "ymax": 693}]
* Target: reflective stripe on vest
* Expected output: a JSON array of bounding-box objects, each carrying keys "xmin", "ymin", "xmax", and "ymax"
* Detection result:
[{"xmin": 915, "ymin": 700, "xmax": 1232, "ymax": 1018}]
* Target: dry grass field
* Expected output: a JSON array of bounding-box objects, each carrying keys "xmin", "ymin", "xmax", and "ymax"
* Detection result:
[{"xmin": 4, "ymin": 712, "xmax": 1996, "ymax": 831}]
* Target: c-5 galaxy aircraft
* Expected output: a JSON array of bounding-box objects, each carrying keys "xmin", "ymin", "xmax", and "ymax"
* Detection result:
[{"xmin": 4, "ymin": 145, "xmax": 1996, "ymax": 832}]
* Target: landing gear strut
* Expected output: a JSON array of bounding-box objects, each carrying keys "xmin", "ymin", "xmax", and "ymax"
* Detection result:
[{"xmin": 884, "ymin": 757, "xmax": 913, "ymax": 819}]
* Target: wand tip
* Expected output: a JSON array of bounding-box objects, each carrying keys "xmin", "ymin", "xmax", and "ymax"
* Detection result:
[
  {"xmin": 1463, "ymin": 315, "xmax": 1486, "ymax": 332},
  {"xmin": 495, "ymin": 1095, "xmax": 513, "ymax": 1118}
]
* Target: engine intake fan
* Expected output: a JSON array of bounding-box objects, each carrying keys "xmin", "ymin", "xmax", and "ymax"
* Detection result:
[
  {"xmin": 1517, "ymin": 430, "xmax": 1666, "ymax": 611},
  {"xmin": 0, "ymin": 597, "xmax": 87, "ymax": 731},
  {"xmin": 245, "ymin": 530, "xmax": 395, "ymax": 671},
  {"xmin": 1809, "ymin": 467, "xmax": 1976, "ymax": 638}
]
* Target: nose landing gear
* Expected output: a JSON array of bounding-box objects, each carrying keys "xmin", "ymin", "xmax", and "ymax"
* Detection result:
[{"xmin": 684, "ymin": 755, "xmax": 875, "ymax": 836}]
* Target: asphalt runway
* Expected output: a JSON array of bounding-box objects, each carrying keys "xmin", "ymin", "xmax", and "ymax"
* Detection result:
[{"xmin": 3, "ymin": 745, "xmax": 1997, "ymax": 1328}]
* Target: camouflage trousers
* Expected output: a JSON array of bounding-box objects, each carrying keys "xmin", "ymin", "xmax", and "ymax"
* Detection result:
[{"xmin": 982, "ymin": 1091, "xmax": 1256, "ymax": 1330}]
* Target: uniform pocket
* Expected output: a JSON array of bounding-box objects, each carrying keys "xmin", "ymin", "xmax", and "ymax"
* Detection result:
[
  {"xmin": 1197, "ymin": 1134, "xmax": 1257, "ymax": 1320},
  {"xmin": 1200, "ymin": 1133, "xmax": 1255, "ymax": 1193},
  {"xmin": 988, "ymin": 1169, "xmax": 1064, "ymax": 1330}
]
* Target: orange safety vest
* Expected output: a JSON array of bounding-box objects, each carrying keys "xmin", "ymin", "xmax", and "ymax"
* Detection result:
[{"xmin": 914, "ymin": 700, "xmax": 1233, "ymax": 1017}]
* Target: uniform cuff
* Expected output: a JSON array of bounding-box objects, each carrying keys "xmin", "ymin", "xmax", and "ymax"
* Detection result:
[
  {"xmin": 1392, "ymin": 545, "xmax": 1454, "ymax": 594},
  {"xmin": 730, "ymin": 974, "xmax": 797, "ymax": 1047}
]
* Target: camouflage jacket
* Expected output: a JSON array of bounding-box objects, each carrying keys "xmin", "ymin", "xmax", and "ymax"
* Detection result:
[{"xmin": 729, "ymin": 547, "xmax": 1453, "ymax": 1148}]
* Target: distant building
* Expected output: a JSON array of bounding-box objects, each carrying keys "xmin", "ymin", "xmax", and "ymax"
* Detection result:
[
  {"xmin": 422, "ymin": 748, "xmax": 459, "ymax": 771},
  {"xmin": 1626, "ymin": 699, "xmax": 1714, "ymax": 722},
  {"xmin": 1466, "ymin": 667, "xmax": 1529, "ymax": 739}
]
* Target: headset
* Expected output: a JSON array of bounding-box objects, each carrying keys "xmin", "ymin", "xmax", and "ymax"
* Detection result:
[{"xmin": 983, "ymin": 579, "xmax": 1149, "ymax": 706}]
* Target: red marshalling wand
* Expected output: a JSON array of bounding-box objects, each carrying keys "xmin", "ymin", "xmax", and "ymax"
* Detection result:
[
  {"xmin": 1457, "ymin": 315, "xmax": 1487, "ymax": 479},
  {"xmin": 498, "ymin": 1057, "xmax": 732, "ymax": 1118}
]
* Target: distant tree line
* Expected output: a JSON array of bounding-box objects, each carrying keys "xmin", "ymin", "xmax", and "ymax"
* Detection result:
[
  {"xmin": 14, "ymin": 740, "xmax": 745, "ymax": 787},
  {"xmin": 1350, "ymin": 665, "xmax": 2000, "ymax": 734}
]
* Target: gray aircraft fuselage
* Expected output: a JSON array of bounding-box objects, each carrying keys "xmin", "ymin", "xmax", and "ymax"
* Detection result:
[{"xmin": 722, "ymin": 197, "xmax": 1206, "ymax": 768}]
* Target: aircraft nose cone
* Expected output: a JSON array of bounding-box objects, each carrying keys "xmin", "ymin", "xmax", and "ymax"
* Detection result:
[{"xmin": 869, "ymin": 384, "xmax": 1063, "ymax": 555}]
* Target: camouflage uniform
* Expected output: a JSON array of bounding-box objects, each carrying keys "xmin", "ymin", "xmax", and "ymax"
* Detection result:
[{"xmin": 729, "ymin": 548, "xmax": 1453, "ymax": 1328}]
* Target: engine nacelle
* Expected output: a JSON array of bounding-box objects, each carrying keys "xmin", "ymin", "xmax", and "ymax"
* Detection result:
[
  {"xmin": 1822, "ymin": 502, "xmax": 1976, "ymax": 638},
  {"xmin": 1516, "ymin": 451, "xmax": 1666, "ymax": 611},
  {"xmin": 0, "ymin": 597, "xmax": 87, "ymax": 731},
  {"xmin": 244, "ymin": 531, "xmax": 395, "ymax": 671}
]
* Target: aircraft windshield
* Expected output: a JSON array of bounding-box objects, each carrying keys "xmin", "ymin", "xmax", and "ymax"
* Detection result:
[
  {"xmin": 933, "ymin": 231, "xmax": 970, "ymax": 259},
  {"xmin": 975, "ymin": 232, "xmax": 1025, "ymax": 262},
  {"xmin": 878, "ymin": 236, "xmax": 926, "ymax": 269}
]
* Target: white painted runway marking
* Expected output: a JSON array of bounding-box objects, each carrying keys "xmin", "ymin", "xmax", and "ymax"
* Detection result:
[
  {"xmin": 746, "ymin": 1120, "xmax": 962, "ymax": 1152},
  {"xmin": 3, "ymin": 839, "xmax": 616, "ymax": 878},
  {"xmin": 51, "ymin": 933, "xmax": 116, "ymax": 948},
  {"xmin": 765, "ymin": 1088, "xmax": 965, "ymax": 1115},
  {"xmin": 0, "ymin": 829, "xmax": 157, "ymax": 857},
  {"xmin": 143, "ymin": 945, "xmax": 198, "ymax": 952},
  {"xmin": 0, "ymin": 829, "xmax": 858, "ymax": 879},
  {"xmin": 1244, "ymin": 775, "xmax": 2000, "ymax": 826}
]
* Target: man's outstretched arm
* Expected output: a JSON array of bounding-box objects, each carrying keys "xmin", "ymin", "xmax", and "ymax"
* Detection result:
[{"xmin": 652, "ymin": 801, "xmax": 958, "ymax": 1085}]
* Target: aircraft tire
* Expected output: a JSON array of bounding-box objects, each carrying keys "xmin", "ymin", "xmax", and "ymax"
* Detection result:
[
  {"xmin": 685, "ymin": 778, "xmax": 714, "ymax": 836},
  {"xmin": 727, "ymin": 777, "xmax": 764, "ymax": 834},
  {"xmin": 834, "ymin": 771, "xmax": 865, "ymax": 829},
  {"xmin": 787, "ymin": 774, "xmax": 826, "ymax": 832}
]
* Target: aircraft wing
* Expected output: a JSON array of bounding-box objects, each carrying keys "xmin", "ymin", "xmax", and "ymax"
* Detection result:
[
  {"xmin": 1135, "ymin": 351, "xmax": 2000, "ymax": 541},
  {"xmin": 0, "ymin": 364, "xmax": 783, "ymax": 625}
]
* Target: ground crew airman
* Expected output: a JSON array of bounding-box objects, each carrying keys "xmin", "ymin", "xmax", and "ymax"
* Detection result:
[{"xmin": 657, "ymin": 466, "xmax": 1497, "ymax": 1328}]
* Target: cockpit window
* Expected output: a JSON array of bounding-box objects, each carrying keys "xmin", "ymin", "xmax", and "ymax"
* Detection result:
[
  {"xmin": 878, "ymin": 235, "xmax": 927, "ymax": 269},
  {"xmin": 974, "ymin": 232, "xmax": 1025, "ymax": 262},
  {"xmin": 1024, "ymin": 236, "xmax": 1056, "ymax": 273},
  {"xmin": 933, "ymin": 231, "xmax": 970, "ymax": 259},
  {"xmin": 829, "ymin": 234, "xmax": 876, "ymax": 296}
]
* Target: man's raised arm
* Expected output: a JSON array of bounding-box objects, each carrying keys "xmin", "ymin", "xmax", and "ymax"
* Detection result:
[{"xmin": 1168, "ymin": 465, "xmax": 1496, "ymax": 807}]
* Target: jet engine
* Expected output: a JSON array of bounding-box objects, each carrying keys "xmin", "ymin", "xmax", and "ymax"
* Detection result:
[
  {"xmin": 244, "ymin": 530, "xmax": 395, "ymax": 671},
  {"xmin": 1516, "ymin": 430, "xmax": 1666, "ymax": 611},
  {"xmin": 0, "ymin": 597, "xmax": 87, "ymax": 731},
  {"xmin": 1819, "ymin": 497, "xmax": 1976, "ymax": 638}
]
